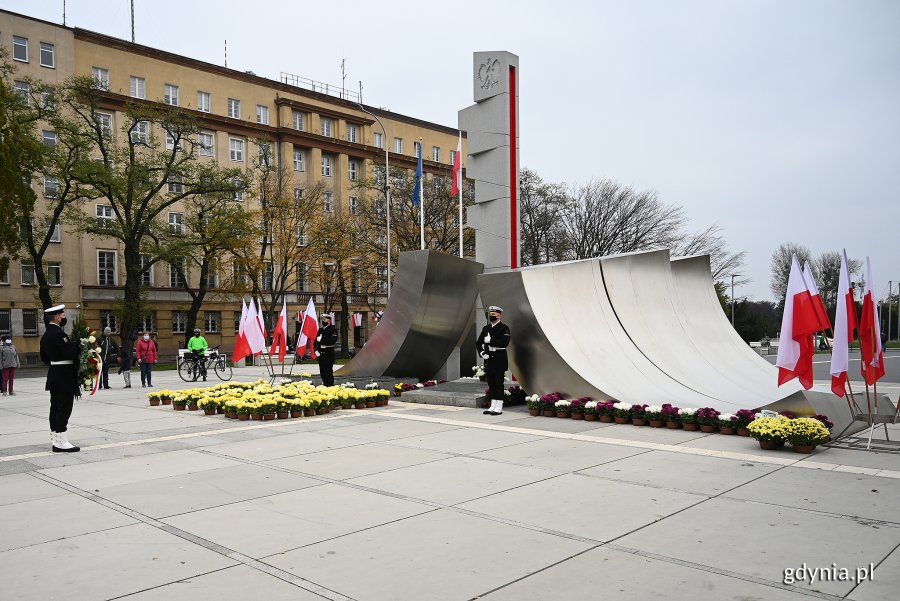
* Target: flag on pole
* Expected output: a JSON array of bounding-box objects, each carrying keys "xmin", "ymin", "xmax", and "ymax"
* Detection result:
[
  {"xmin": 255, "ymin": 296, "xmax": 269, "ymax": 342},
  {"xmin": 413, "ymin": 148, "xmax": 425, "ymax": 250},
  {"xmin": 298, "ymin": 298, "xmax": 319, "ymax": 360},
  {"xmin": 269, "ymin": 298, "xmax": 288, "ymax": 363},
  {"xmin": 245, "ymin": 298, "xmax": 266, "ymax": 355},
  {"xmin": 801, "ymin": 262, "xmax": 832, "ymax": 332},
  {"xmin": 451, "ymin": 133, "xmax": 462, "ymax": 197},
  {"xmin": 232, "ymin": 298, "xmax": 250, "ymax": 363},
  {"xmin": 775, "ymin": 255, "xmax": 820, "ymax": 389},
  {"xmin": 830, "ymin": 250, "xmax": 858, "ymax": 397},
  {"xmin": 351, "ymin": 313, "xmax": 363, "ymax": 328},
  {"xmin": 859, "ymin": 257, "xmax": 885, "ymax": 385}
]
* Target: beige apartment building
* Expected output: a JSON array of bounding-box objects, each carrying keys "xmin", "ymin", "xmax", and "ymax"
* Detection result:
[{"xmin": 1, "ymin": 9, "xmax": 465, "ymax": 363}]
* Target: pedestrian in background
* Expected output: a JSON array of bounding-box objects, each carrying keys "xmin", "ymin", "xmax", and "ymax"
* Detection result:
[
  {"xmin": 120, "ymin": 344, "xmax": 132, "ymax": 388},
  {"xmin": 98, "ymin": 326, "xmax": 119, "ymax": 390},
  {"xmin": 1, "ymin": 337, "xmax": 20, "ymax": 396},
  {"xmin": 136, "ymin": 330, "xmax": 157, "ymax": 387}
]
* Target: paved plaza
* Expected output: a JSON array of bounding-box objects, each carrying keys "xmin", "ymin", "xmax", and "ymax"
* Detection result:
[{"xmin": 2, "ymin": 368, "xmax": 899, "ymax": 601}]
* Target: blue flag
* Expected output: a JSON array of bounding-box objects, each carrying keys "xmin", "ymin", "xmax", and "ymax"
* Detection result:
[{"xmin": 412, "ymin": 151, "xmax": 423, "ymax": 206}]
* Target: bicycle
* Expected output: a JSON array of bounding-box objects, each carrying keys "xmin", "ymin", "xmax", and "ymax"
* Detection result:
[{"xmin": 178, "ymin": 345, "xmax": 233, "ymax": 382}]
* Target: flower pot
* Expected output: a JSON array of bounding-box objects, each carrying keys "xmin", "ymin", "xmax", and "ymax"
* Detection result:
[
  {"xmin": 251, "ymin": 413, "xmax": 264, "ymax": 420},
  {"xmin": 277, "ymin": 411, "xmax": 290, "ymax": 419},
  {"xmin": 225, "ymin": 412, "xmax": 237, "ymax": 419},
  {"xmin": 758, "ymin": 439, "xmax": 785, "ymax": 450},
  {"xmin": 556, "ymin": 411, "xmax": 570, "ymax": 419},
  {"xmin": 366, "ymin": 401, "xmax": 376, "ymax": 408},
  {"xmin": 737, "ymin": 428, "xmax": 750, "ymax": 437},
  {"xmin": 614, "ymin": 416, "xmax": 629, "ymax": 424},
  {"xmin": 666, "ymin": 421, "xmax": 680, "ymax": 429},
  {"xmin": 383, "ymin": 398, "xmax": 389, "ymax": 405},
  {"xmin": 792, "ymin": 444, "xmax": 815, "ymax": 454},
  {"xmin": 649, "ymin": 420, "xmax": 664, "ymax": 428},
  {"xmin": 203, "ymin": 408, "xmax": 216, "ymax": 416},
  {"xmin": 699, "ymin": 424, "xmax": 717, "ymax": 433},
  {"xmin": 316, "ymin": 407, "xmax": 327, "ymax": 415},
  {"xmin": 542, "ymin": 410, "xmax": 555, "ymax": 417},
  {"xmin": 238, "ymin": 413, "xmax": 250, "ymax": 421},
  {"xmin": 719, "ymin": 427, "xmax": 735, "ymax": 435},
  {"xmin": 341, "ymin": 403, "xmax": 352, "ymax": 410},
  {"xmin": 632, "ymin": 418, "xmax": 646, "ymax": 426},
  {"xmin": 529, "ymin": 408, "xmax": 540, "ymax": 417},
  {"xmin": 290, "ymin": 410, "xmax": 303, "ymax": 418},
  {"xmin": 161, "ymin": 398, "xmax": 172, "ymax": 405},
  {"xmin": 262, "ymin": 413, "xmax": 276, "ymax": 421},
  {"xmin": 683, "ymin": 423, "xmax": 698, "ymax": 431},
  {"xmin": 217, "ymin": 406, "xmax": 227, "ymax": 414},
  {"xmin": 599, "ymin": 415, "xmax": 613, "ymax": 423},
  {"xmin": 585, "ymin": 413, "xmax": 597, "ymax": 422},
  {"xmin": 571, "ymin": 412, "xmax": 584, "ymax": 420},
  {"xmin": 173, "ymin": 404, "xmax": 186, "ymax": 411},
  {"xmin": 393, "ymin": 390, "xmax": 402, "ymax": 397},
  {"xmin": 188, "ymin": 403, "xmax": 199, "ymax": 411},
  {"xmin": 377, "ymin": 399, "xmax": 387, "ymax": 407},
  {"xmin": 149, "ymin": 398, "xmax": 160, "ymax": 406},
  {"xmin": 355, "ymin": 402, "xmax": 366, "ymax": 409}
]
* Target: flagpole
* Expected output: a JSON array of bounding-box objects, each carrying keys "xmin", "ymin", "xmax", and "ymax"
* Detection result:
[
  {"xmin": 419, "ymin": 137, "xmax": 425, "ymax": 251},
  {"xmin": 457, "ymin": 131, "xmax": 463, "ymax": 258}
]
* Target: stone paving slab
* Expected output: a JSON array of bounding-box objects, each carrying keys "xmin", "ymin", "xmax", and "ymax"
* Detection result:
[
  {"xmin": 848, "ymin": 544, "xmax": 900, "ymax": 601},
  {"xmin": 163, "ymin": 483, "xmax": 433, "ymax": 559},
  {"xmin": 265, "ymin": 509, "xmax": 593, "ymax": 601},
  {"xmin": 267, "ymin": 442, "xmax": 452, "ymax": 481},
  {"xmin": 201, "ymin": 430, "xmax": 365, "ymax": 462},
  {"xmin": 616, "ymin": 496, "xmax": 900, "ymax": 597},
  {"xmin": 318, "ymin": 418, "xmax": 461, "ymax": 443},
  {"xmin": 478, "ymin": 437, "xmax": 648, "ymax": 472},
  {"xmin": 0, "ymin": 523, "xmax": 238, "ymax": 601},
  {"xmin": 0, "ymin": 473, "xmax": 69, "ymax": 506},
  {"xmin": 388, "ymin": 426, "xmax": 541, "ymax": 455}
]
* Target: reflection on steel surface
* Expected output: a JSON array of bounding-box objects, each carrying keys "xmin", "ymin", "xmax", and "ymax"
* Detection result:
[
  {"xmin": 477, "ymin": 250, "xmax": 889, "ymax": 434},
  {"xmin": 339, "ymin": 250, "xmax": 484, "ymax": 380}
]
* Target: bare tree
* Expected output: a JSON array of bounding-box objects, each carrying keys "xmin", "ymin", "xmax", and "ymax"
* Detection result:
[
  {"xmin": 672, "ymin": 224, "xmax": 747, "ymax": 283},
  {"xmin": 812, "ymin": 251, "xmax": 862, "ymax": 310},
  {"xmin": 769, "ymin": 242, "xmax": 813, "ymax": 303},
  {"xmin": 520, "ymin": 168, "xmax": 571, "ymax": 265}
]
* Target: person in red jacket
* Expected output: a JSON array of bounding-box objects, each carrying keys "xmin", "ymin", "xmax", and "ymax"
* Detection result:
[{"xmin": 136, "ymin": 330, "xmax": 158, "ymax": 387}]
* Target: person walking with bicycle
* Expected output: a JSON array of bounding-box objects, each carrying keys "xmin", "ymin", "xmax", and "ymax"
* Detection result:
[{"xmin": 188, "ymin": 328, "xmax": 209, "ymax": 381}]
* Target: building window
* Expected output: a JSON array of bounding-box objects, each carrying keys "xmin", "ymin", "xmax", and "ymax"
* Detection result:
[
  {"xmin": 232, "ymin": 177, "xmax": 245, "ymax": 201},
  {"xmin": 376, "ymin": 266, "xmax": 388, "ymax": 293},
  {"xmin": 140, "ymin": 313, "xmax": 155, "ymax": 334},
  {"xmin": 40, "ymin": 42, "xmax": 55, "ymax": 68},
  {"xmin": 172, "ymin": 310, "xmax": 187, "ymax": 334},
  {"xmin": 140, "ymin": 254, "xmax": 153, "ymax": 286},
  {"xmin": 233, "ymin": 311, "xmax": 241, "ymax": 334},
  {"xmin": 296, "ymin": 262, "xmax": 307, "ymax": 291},
  {"xmin": 321, "ymin": 155, "xmax": 333, "ymax": 177},
  {"xmin": 13, "ymin": 36, "xmax": 28, "ymax": 62},
  {"xmin": 450, "ymin": 150, "xmax": 457, "ymax": 166},
  {"xmin": 0, "ymin": 267, "xmax": 7, "ymax": 285},
  {"xmin": 14, "ymin": 81, "xmax": 30, "ymax": 103},
  {"xmin": 348, "ymin": 159, "xmax": 358, "ymax": 181},
  {"xmin": 165, "ymin": 131, "xmax": 183, "ymax": 150},
  {"xmin": 293, "ymin": 147, "xmax": 305, "ymax": 171},
  {"xmin": 347, "ymin": 124, "xmax": 358, "ymax": 143},
  {"xmin": 262, "ymin": 263, "xmax": 274, "ymax": 291},
  {"xmin": 98, "ymin": 251, "xmax": 116, "ymax": 286},
  {"xmin": 49, "ymin": 223, "xmax": 61, "ymax": 243},
  {"xmin": 432, "ymin": 146, "xmax": 441, "ymax": 162},
  {"xmin": 414, "ymin": 141, "xmax": 422, "ymax": 158},
  {"xmin": 227, "ymin": 98, "xmax": 240, "ymax": 119},
  {"xmin": 323, "ymin": 192, "xmax": 333, "ymax": 213},
  {"xmin": 292, "ymin": 110, "xmax": 305, "ymax": 130},
  {"xmin": 96, "ymin": 204, "xmax": 114, "ymax": 225},
  {"xmin": 349, "ymin": 196, "xmax": 359, "ymax": 215},
  {"xmin": 23, "ymin": 310, "xmax": 39, "ymax": 336},
  {"xmin": 168, "ymin": 174, "xmax": 183, "ymax": 194},
  {"xmin": 374, "ymin": 132, "xmax": 383, "ymax": 149},
  {"xmin": 205, "ymin": 268, "xmax": 218, "ymax": 289},
  {"xmin": 204, "ymin": 311, "xmax": 221, "ymax": 333},
  {"xmin": 321, "ymin": 118, "xmax": 333, "ymax": 137},
  {"xmin": 168, "ymin": 212, "xmax": 184, "ymax": 233},
  {"xmin": 256, "ymin": 105, "xmax": 269, "ymax": 125},
  {"xmin": 48, "ymin": 262, "xmax": 62, "ymax": 286},
  {"xmin": 130, "ymin": 76, "xmax": 146, "ymax": 99},
  {"xmin": 257, "ymin": 142, "xmax": 271, "ymax": 166},
  {"xmin": 0, "ymin": 310, "xmax": 9, "ymax": 340},
  {"xmin": 92, "ymin": 67, "xmax": 109, "ymax": 91},
  {"xmin": 394, "ymin": 137, "xmax": 403, "ymax": 154},
  {"xmin": 375, "ymin": 199, "xmax": 386, "ymax": 217},
  {"xmin": 44, "ymin": 176, "xmax": 58, "ymax": 198},
  {"xmin": 131, "ymin": 121, "xmax": 149, "ymax": 144},
  {"xmin": 21, "ymin": 263, "xmax": 35, "ymax": 286},
  {"xmin": 42, "ymin": 130, "xmax": 57, "ymax": 147},
  {"xmin": 293, "ymin": 188, "xmax": 305, "ymax": 204},
  {"xmin": 95, "ymin": 112, "xmax": 113, "ymax": 137},
  {"xmin": 99, "ymin": 311, "xmax": 118, "ymax": 334},
  {"xmin": 229, "ymin": 138, "xmax": 244, "ymax": 162},
  {"xmin": 164, "ymin": 83, "xmax": 179, "ymax": 106},
  {"xmin": 169, "ymin": 260, "xmax": 186, "ymax": 288},
  {"xmin": 197, "ymin": 91, "xmax": 211, "ymax": 113},
  {"xmin": 199, "ymin": 131, "xmax": 214, "ymax": 157},
  {"xmin": 296, "ymin": 225, "xmax": 307, "ymax": 247}
]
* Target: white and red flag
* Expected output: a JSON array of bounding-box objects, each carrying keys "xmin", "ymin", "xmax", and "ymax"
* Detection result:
[
  {"xmin": 297, "ymin": 297, "xmax": 319, "ymax": 360},
  {"xmin": 858, "ymin": 257, "xmax": 885, "ymax": 385},
  {"xmin": 232, "ymin": 298, "xmax": 250, "ymax": 363},
  {"xmin": 245, "ymin": 298, "xmax": 266, "ymax": 355},
  {"xmin": 801, "ymin": 261, "xmax": 832, "ymax": 332},
  {"xmin": 255, "ymin": 297, "xmax": 269, "ymax": 342},
  {"xmin": 776, "ymin": 256, "xmax": 820, "ymax": 389},
  {"xmin": 269, "ymin": 298, "xmax": 288, "ymax": 362},
  {"xmin": 451, "ymin": 133, "xmax": 462, "ymax": 197},
  {"xmin": 830, "ymin": 250, "xmax": 858, "ymax": 397},
  {"xmin": 351, "ymin": 313, "xmax": 363, "ymax": 328}
]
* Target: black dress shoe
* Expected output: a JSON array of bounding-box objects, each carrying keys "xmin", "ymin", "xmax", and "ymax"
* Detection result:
[
  {"xmin": 52, "ymin": 445, "xmax": 80, "ymax": 453},
  {"xmin": 483, "ymin": 409, "xmax": 492, "ymax": 415}
]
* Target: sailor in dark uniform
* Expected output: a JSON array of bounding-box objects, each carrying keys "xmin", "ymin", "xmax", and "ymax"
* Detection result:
[
  {"xmin": 477, "ymin": 305, "xmax": 511, "ymax": 416},
  {"xmin": 40, "ymin": 304, "xmax": 81, "ymax": 452},
  {"xmin": 315, "ymin": 314, "xmax": 338, "ymax": 386}
]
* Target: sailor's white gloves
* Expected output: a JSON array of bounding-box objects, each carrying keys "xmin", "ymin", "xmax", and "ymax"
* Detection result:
[
  {"xmin": 484, "ymin": 333, "xmax": 491, "ymax": 344},
  {"xmin": 480, "ymin": 351, "xmax": 490, "ymax": 359}
]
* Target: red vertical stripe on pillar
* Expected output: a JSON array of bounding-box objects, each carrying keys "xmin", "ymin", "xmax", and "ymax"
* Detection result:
[{"xmin": 508, "ymin": 66, "xmax": 518, "ymax": 269}]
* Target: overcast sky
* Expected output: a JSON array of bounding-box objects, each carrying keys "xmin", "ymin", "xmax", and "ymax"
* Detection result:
[{"xmin": 12, "ymin": 0, "xmax": 900, "ymax": 302}]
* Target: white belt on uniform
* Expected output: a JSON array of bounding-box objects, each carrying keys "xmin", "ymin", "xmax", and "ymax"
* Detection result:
[
  {"xmin": 487, "ymin": 346, "xmax": 506, "ymax": 352},
  {"xmin": 50, "ymin": 360, "xmax": 74, "ymax": 365}
]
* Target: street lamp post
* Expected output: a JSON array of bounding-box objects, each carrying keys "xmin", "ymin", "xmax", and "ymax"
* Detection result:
[
  {"xmin": 357, "ymin": 84, "xmax": 391, "ymax": 299},
  {"xmin": 731, "ymin": 274, "xmax": 737, "ymax": 328}
]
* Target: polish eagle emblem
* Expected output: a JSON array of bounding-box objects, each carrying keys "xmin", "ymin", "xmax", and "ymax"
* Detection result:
[{"xmin": 477, "ymin": 58, "xmax": 501, "ymax": 91}]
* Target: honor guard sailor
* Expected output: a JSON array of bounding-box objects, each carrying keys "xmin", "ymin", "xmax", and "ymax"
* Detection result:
[
  {"xmin": 315, "ymin": 314, "xmax": 338, "ymax": 386},
  {"xmin": 40, "ymin": 305, "xmax": 81, "ymax": 452},
  {"xmin": 477, "ymin": 305, "xmax": 511, "ymax": 415}
]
